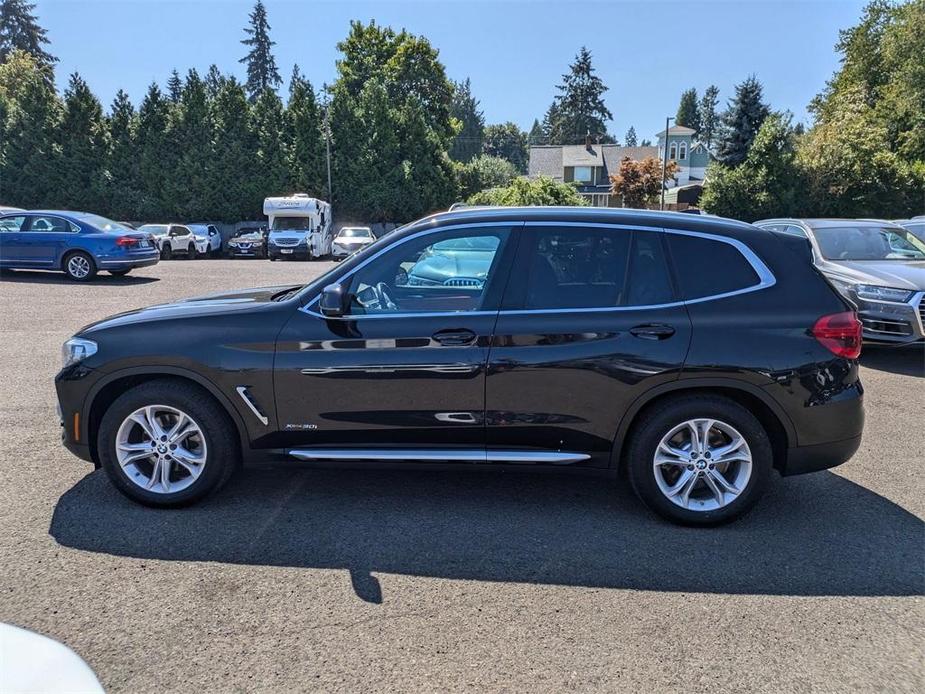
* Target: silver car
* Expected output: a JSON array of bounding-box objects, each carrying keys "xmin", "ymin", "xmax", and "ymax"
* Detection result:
[
  {"xmin": 755, "ymin": 218, "xmax": 925, "ymax": 344},
  {"xmin": 331, "ymin": 226, "xmax": 375, "ymax": 259}
]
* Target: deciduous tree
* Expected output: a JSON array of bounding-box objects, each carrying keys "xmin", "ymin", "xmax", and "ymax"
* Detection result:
[
  {"xmin": 609, "ymin": 156, "xmax": 679, "ymax": 208},
  {"xmin": 468, "ymin": 175, "xmax": 588, "ymax": 207},
  {"xmin": 482, "ymin": 122, "xmax": 528, "ymax": 173}
]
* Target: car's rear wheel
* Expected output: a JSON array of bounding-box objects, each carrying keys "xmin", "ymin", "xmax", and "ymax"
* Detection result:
[
  {"xmin": 98, "ymin": 380, "xmax": 239, "ymax": 507},
  {"xmin": 160, "ymin": 244, "xmax": 172, "ymax": 260},
  {"xmin": 626, "ymin": 395, "xmax": 772, "ymax": 526},
  {"xmin": 62, "ymin": 251, "xmax": 97, "ymax": 281},
  {"xmin": 109, "ymin": 269, "xmax": 131, "ymax": 277}
]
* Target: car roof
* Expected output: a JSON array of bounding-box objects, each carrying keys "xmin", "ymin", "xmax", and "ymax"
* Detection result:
[
  {"xmin": 756, "ymin": 217, "xmax": 905, "ymax": 230},
  {"xmin": 408, "ymin": 206, "xmax": 759, "ymax": 236}
]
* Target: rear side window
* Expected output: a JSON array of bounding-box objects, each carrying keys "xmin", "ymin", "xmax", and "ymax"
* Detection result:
[
  {"xmin": 667, "ymin": 233, "xmax": 760, "ymax": 300},
  {"xmin": 521, "ymin": 227, "xmax": 674, "ymax": 309}
]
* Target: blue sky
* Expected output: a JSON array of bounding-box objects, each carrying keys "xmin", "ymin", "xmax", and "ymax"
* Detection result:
[{"xmin": 40, "ymin": 0, "xmax": 866, "ymax": 139}]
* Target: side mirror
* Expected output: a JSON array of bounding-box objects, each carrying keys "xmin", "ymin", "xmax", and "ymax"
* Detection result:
[{"xmin": 320, "ymin": 282, "xmax": 347, "ymax": 318}]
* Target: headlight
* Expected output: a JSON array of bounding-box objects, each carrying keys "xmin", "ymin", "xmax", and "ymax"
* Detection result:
[
  {"xmin": 855, "ymin": 285, "xmax": 914, "ymax": 303},
  {"xmin": 62, "ymin": 337, "xmax": 97, "ymax": 367}
]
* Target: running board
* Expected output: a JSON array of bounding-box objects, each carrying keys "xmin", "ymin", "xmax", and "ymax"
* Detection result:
[{"xmin": 287, "ymin": 448, "xmax": 590, "ymax": 464}]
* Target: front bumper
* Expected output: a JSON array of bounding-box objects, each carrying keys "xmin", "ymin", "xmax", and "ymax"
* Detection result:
[
  {"xmin": 228, "ymin": 246, "xmax": 265, "ymax": 257},
  {"xmin": 269, "ymin": 246, "xmax": 310, "ymax": 260},
  {"xmin": 857, "ymin": 291, "xmax": 925, "ymax": 344},
  {"xmin": 55, "ymin": 364, "xmax": 97, "ymax": 464}
]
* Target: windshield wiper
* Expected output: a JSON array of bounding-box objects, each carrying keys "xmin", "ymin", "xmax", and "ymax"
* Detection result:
[{"xmin": 271, "ymin": 286, "xmax": 304, "ymax": 302}]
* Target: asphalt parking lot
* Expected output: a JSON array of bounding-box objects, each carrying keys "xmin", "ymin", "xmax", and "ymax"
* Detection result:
[{"xmin": 1, "ymin": 259, "xmax": 923, "ymax": 692}]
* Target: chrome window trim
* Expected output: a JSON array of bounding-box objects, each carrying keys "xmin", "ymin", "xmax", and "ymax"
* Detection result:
[
  {"xmin": 288, "ymin": 448, "xmax": 590, "ymax": 464},
  {"xmin": 299, "ymin": 220, "xmax": 776, "ymax": 320}
]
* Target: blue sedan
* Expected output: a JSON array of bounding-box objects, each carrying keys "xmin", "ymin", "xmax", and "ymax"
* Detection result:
[{"xmin": 0, "ymin": 210, "xmax": 159, "ymax": 280}]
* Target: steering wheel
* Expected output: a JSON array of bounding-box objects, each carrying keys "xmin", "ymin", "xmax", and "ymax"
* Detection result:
[{"xmin": 375, "ymin": 282, "xmax": 398, "ymax": 311}]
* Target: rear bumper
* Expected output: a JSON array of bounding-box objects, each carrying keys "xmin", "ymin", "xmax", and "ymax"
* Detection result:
[
  {"xmin": 782, "ymin": 434, "xmax": 862, "ymax": 476},
  {"xmin": 97, "ymin": 256, "xmax": 159, "ymax": 270}
]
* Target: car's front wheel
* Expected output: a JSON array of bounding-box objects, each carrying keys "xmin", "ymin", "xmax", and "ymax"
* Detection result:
[
  {"xmin": 160, "ymin": 244, "xmax": 172, "ymax": 260},
  {"xmin": 62, "ymin": 251, "xmax": 97, "ymax": 281},
  {"xmin": 626, "ymin": 395, "xmax": 772, "ymax": 526},
  {"xmin": 187, "ymin": 244, "xmax": 198, "ymax": 260},
  {"xmin": 98, "ymin": 380, "xmax": 239, "ymax": 507}
]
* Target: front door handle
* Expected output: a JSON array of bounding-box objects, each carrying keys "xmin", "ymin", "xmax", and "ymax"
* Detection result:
[
  {"xmin": 629, "ymin": 324, "xmax": 676, "ymax": 340},
  {"xmin": 432, "ymin": 328, "xmax": 477, "ymax": 346}
]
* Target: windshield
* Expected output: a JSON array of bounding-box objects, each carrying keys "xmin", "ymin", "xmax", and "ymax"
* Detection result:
[
  {"xmin": 272, "ymin": 217, "xmax": 311, "ymax": 231},
  {"xmin": 339, "ymin": 228, "xmax": 373, "ymax": 239},
  {"xmin": 78, "ymin": 214, "xmax": 135, "ymax": 233},
  {"xmin": 138, "ymin": 224, "xmax": 169, "ymax": 235},
  {"xmin": 812, "ymin": 225, "xmax": 925, "ymax": 261}
]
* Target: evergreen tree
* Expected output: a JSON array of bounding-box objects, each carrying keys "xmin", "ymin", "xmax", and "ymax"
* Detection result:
[
  {"xmin": 106, "ymin": 89, "xmax": 142, "ymax": 219},
  {"xmin": 209, "ymin": 76, "xmax": 259, "ymax": 221},
  {"xmin": 205, "ymin": 64, "xmax": 225, "ymax": 98},
  {"xmin": 483, "ymin": 122, "xmax": 528, "ymax": 173},
  {"xmin": 527, "ymin": 118, "xmax": 544, "ymax": 145},
  {"xmin": 0, "ymin": 49, "xmax": 60, "ymax": 207},
  {"xmin": 136, "ymin": 83, "xmax": 170, "ymax": 219},
  {"xmin": 448, "ymin": 78, "xmax": 484, "ymax": 162},
  {"xmin": 251, "ymin": 88, "xmax": 288, "ymax": 197},
  {"xmin": 640, "ymin": 138, "xmax": 652, "ymax": 147},
  {"xmin": 166, "ymin": 69, "xmax": 183, "ymax": 103},
  {"xmin": 698, "ymin": 85, "xmax": 720, "ymax": 149},
  {"xmin": 0, "ymin": 0, "xmax": 56, "ymax": 72},
  {"xmin": 54, "ymin": 73, "xmax": 108, "ymax": 211},
  {"xmin": 541, "ymin": 101, "xmax": 559, "ymax": 142},
  {"xmin": 546, "ymin": 47, "xmax": 613, "ymax": 144},
  {"xmin": 286, "ymin": 64, "xmax": 326, "ymax": 197},
  {"xmin": 624, "ymin": 126, "xmax": 638, "ymax": 147},
  {"xmin": 239, "ymin": 0, "xmax": 281, "ymax": 101},
  {"xmin": 169, "ymin": 69, "xmax": 213, "ymax": 219},
  {"xmin": 715, "ymin": 75, "xmax": 770, "ymax": 166},
  {"xmin": 676, "ymin": 87, "xmax": 700, "ymax": 133}
]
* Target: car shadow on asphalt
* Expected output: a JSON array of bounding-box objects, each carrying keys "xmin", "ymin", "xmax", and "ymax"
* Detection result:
[
  {"xmin": 861, "ymin": 345, "xmax": 925, "ymax": 378},
  {"xmin": 50, "ymin": 466, "xmax": 924, "ymax": 604},
  {"xmin": 0, "ymin": 270, "xmax": 159, "ymax": 285}
]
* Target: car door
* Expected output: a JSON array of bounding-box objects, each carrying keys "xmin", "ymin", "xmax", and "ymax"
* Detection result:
[
  {"xmin": 0, "ymin": 215, "xmax": 28, "ymax": 265},
  {"xmin": 17, "ymin": 215, "xmax": 75, "ymax": 266},
  {"xmin": 170, "ymin": 225, "xmax": 191, "ymax": 252},
  {"xmin": 485, "ymin": 223, "xmax": 692, "ymax": 467},
  {"xmin": 272, "ymin": 223, "xmax": 520, "ymax": 454}
]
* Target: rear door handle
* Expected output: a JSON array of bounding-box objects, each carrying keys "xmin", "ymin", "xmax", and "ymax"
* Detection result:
[
  {"xmin": 432, "ymin": 328, "xmax": 477, "ymax": 346},
  {"xmin": 629, "ymin": 324, "xmax": 676, "ymax": 340}
]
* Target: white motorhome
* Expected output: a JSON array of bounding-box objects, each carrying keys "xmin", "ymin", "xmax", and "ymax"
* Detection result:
[{"xmin": 263, "ymin": 194, "xmax": 333, "ymax": 260}]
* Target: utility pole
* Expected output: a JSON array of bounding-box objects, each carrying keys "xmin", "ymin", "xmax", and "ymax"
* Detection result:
[
  {"xmin": 322, "ymin": 84, "xmax": 333, "ymax": 203},
  {"xmin": 660, "ymin": 116, "xmax": 674, "ymax": 211}
]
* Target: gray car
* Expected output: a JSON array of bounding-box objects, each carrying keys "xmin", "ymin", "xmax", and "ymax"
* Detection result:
[
  {"xmin": 894, "ymin": 218, "xmax": 925, "ymax": 245},
  {"xmin": 755, "ymin": 218, "xmax": 925, "ymax": 344}
]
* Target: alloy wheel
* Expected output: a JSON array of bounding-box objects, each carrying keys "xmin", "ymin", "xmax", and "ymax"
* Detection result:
[
  {"xmin": 115, "ymin": 404, "xmax": 208, "ymax": 494},
  {"xmin": 652, "ymin": 418, "xmax": 752, "ymax": 512},
  {"xmin": 67, "ymin": 255, "xmax": 91, "ymax": 279}
]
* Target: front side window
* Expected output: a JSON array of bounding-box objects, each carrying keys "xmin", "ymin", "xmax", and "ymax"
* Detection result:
[
  {"xmin": 521, "ymin": 227, "xmax": 673, "ymax": 309},
  {"xmin": 0, "ymin": 215, "xmax": 26, "ymax": 232},
  {"xmin": 667, "ymin": 233, "xmax": 761, "ymax": 299},
  {"xmin": 812, "ymin": 225, "xmax": 925, "ymax": 261},
  {"xmin": 346, "ymin": 228, "xmax": 510, "ymax": 315},
  {"xmin": 171, "ymin": 226, "xmax": 190, "ymax": 237}
]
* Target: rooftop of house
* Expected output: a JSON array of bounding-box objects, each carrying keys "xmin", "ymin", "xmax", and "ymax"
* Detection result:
[
  {"xmin": 528, "ymin": 143, "xmax": 660, "ymax": 179},
  {"xmin": 655, "ymin": 125, "xmax": 698, "ymax": 138}
]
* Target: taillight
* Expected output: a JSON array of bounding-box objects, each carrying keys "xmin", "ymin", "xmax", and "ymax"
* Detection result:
[
  {"xmin": 812, "ymin": 311, "xmax": 862, "ymax": 359},
  {"xmin": 115, "ymin": 236, "xmax": 137, "ymax": 247}
]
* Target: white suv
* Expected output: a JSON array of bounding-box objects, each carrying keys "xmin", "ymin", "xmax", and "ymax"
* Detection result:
[{"xmin": 139, "ymin": 224, "xmax": 209, "ymax": 260}]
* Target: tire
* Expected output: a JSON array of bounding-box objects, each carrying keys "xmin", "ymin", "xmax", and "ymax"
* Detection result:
[
  {"xmin": 109, "ymin": 269, "xmax": 131, "ymax": 277},
  {"xmin": 187, "ymin": 244, "xmax": 198, "ymax": 260},
  {"xmin": 626, "ymin": 395, "xmax": 772, "ymax": 526},
  {"xmin": 97, "ymin": 379, "xmax": 240, "ymax": 507},
  {"xmin": 160, "ymin": 244, "xmax": 172, "ymax": 260},
  {"xmin": 269, "ymin": 256, "xmax": 277, "ymax": 262},
  {"xmin": 62, "ymin": 251, "xmax": 97, "ymax": 281}
]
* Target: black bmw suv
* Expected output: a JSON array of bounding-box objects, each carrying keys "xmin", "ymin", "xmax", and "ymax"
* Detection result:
[{"xmin": 56, "ymin": 208, "xmax": 864, "ymax": 525}]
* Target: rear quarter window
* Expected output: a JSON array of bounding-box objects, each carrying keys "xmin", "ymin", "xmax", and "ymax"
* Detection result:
[{"xmin": 667, "ymin": 233, "xmax": 760, "ymax": 300}]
